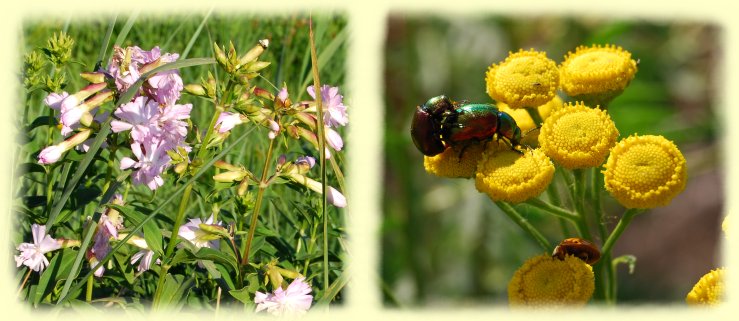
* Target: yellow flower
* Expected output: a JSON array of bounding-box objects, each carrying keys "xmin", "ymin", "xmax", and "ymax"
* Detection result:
[
  {"xmin": 498, "ymin": 95, "xmax": 564, "ymax": 133},
  {"xmin": 475, "ymin": 146, "xmax": 554, "ymax": 204},
  {"xmin": 539, "ymin": 102, "xmax": 619, "ymax": 169},
  {"xmin": 603, "ymin": 135, "xmax": 687, "ymax": 208},
  {"xmin": 508, "ymin": 254, "xmax": 595, "ymax": 307},
  {"xmin": 423, "ymin": 143, "xmax": 485, "ymax": 178},
  {"xmin": 686, "ymin": 268, "xmax": 725, "ymax": 306},
  {"xmin": 485, "ymin": 49, "xmax": 559, "ymax": 109},
  {"xmin": 560, "ymin": 44, "xmax": 637, "ymax": 105}
]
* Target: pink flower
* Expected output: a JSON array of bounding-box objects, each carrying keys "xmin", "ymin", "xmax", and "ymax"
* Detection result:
[
  {"xmin": 215, "ymin": 112, "xmax": 244, "ymax": 133},
  {"xmin": 130, "ymin": 249, "xmax": 158, "ymax": 272},
  {"xmin": 177, "ymin": 214, "xmax": 222, "ymax": 249},
  {"xmin": 295, "ymin": 156, "xmax": 316, "ymax": 169},
  {"xmin": 325, "ymin": 127, "xmax": 344, "ymax": 151},
  {"xmin": 37, "ymin": 129, "xmax": 93, "ymax": 165},
  {"xmin": 111, "ymin": 96, "xmax": 160, "ymax": 142},
  {"xmin": 38, "ymin": 145, "xmax": 65, "ymax": 165},
  {"xmin": 267, "ymin": 119, "xmax": 280, "ymax": 140},
  {"xmin": 145, "ymin": 70, "xmax": 183, "ymax": 106},
  {"xmin": 120, "ymin": 141, "xmax": 171, "ymax": 190},
  {"xmin": 157, "ymin": 103, "xmax": 192, "ymax": 149},
  {"xmin": 307, "ymin": 85, "xmax": 348, "ymax": 128},
  {"xmin": 15, "ymin": 224, "xmax": 62, "ymax": 272},
  {"xmin": 255, "ymin": 277, "xmax": 313, "ymax": 316},
  {"xmin": 44, "ymin": 92, "xmax": 69, "ymax": 111}
]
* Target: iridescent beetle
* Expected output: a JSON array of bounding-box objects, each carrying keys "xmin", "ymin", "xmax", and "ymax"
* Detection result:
[{"xmin": 410, "ymin": 95, "xmax": 522, "ymax": 156}]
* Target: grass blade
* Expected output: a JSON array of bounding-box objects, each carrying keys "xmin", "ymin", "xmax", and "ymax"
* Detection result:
[
  {"xmin": 180, "ymin": 8, "xmax": 213, "ymax": 60},
  {"xmin": 96, "ymin": 17, "xmax": 117, "ymax": 67},
  {"xmin": 113, "ymin": 11, "xmax": 140, "ymax": 48}
]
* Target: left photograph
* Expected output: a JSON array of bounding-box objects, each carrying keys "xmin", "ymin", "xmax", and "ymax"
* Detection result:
[{"xmin": 13, "ymin": 13, "xmax": 348, "ymax": 313}]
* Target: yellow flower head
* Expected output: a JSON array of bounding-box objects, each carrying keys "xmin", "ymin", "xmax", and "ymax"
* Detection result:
[
  {"xmin": 686, "ymin": 268, "xmax": 725, "ymax": 306},
  {"xmin": 498, "ymin": 95, "xmax": 564, "ymax": 133},
  {"xmin": 560, "ymin": 44, "xmax": 638, "ymax": 105},
  {"xmin": 475, "ymin": 146, "xmax": 554, "ymax": 204},
  {"xmin": 508, "ymin": 254, "xmax": 595, "ymax": 307},
  {"xmin": 539, "ymin": 102, "xmax": 619, "ymax": 169},
  {"xmin": 423, "ymin": 143, "xmax": 486, "ymax": 178},
  {"xmin": 485, "ymin": 49, "xmax": 559, "ymax": 109},
  {"xmin": 603, "ymin": 135, "xmax": 687, "ymax": 209}
]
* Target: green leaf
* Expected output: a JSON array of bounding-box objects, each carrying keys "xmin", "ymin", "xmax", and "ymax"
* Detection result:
[
  {"xmin": 156, "ymin": 274, "xmax": 193, "ymax": 310},
  {"xmin": 34, "ymin": 249, "xmax": 77, "ymax": 305},
  {"xmin": 192, "ymin": 247, "xmax": 239, "ymax": 273},
  {"xmin": 317, "ymin": 270, "xmax": 348, "ymax": 305},
  {"xmin": 228, "ymin": 286, "xmax": 252, "ymax": 305},
  {"xmin": 28, "ymin": 115, "xmax": 56, "ymax": 130},
  {"xmin": 143, "ymin": 219, "xmax": 164, "ymax": 257}
]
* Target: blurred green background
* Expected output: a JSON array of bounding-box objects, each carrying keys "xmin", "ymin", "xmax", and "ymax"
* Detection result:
[{"xmin": 382, "ymin": 15, "xmax": 722, "ymax": 306}]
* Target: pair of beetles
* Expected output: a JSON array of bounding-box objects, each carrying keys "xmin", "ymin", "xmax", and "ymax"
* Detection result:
[
  {"xmin": 410, "ymin": 95, "xmax": 601, "ymax": 264},
  {"xmin": 410, "ymin": 95, "xmax": 523, "ymax": 157}
]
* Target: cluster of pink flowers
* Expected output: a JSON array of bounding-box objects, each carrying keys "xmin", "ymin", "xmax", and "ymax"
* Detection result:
[
  {"xmin": 38, "ymin": 45, "xmax": 189, "ymax": 191},
  {"xmin": 107, "ymin": 46, "xmax": 191, "ymax": 190}
]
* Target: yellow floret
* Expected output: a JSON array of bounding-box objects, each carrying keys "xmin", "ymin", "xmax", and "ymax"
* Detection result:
[
  {"xmin": 424, "ymin": 143, "xmax": 486, "ymax": 178},
  {"xmin": 560, "ymin": 44, "xmax": 637, "ymax": 106},
  {"xmin": 475, "ymin": 146, "xmax": 554, "ymax": 204},
  {"xmin": 686, "ymin": 268, "xmax": 725, "ymax": 306},
  {"xmin": 539, "ymin": 102, "xmax": 619, "ymax": 169},
  {"xmin": 603, "ymin": 135, "xmax": 687, "ymax": 208},
  {"xmin": 486, "ymin": 49, "xmax": 559, "ymax": 109},
  {"xmin": 508, "ymin": 254, "xmax": 595, "ymax": 307}
]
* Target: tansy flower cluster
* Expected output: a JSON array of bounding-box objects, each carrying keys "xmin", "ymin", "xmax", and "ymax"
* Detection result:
[{"xmin": 416, "ymin": 43, "xmax": 690, "ymax": 307}]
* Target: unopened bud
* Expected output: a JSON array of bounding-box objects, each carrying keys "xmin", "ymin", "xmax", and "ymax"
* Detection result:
[
  {"xmin": 184, "ymin": 84, "xmax": 207, "ymax": 96},
  {"xmin": 239, "ymin": 39, "xmax": 269, "ymax": 65},
  {"xmin": 80, "ymin": 72, "xmax": 105, "ymax": 84},
  {"xmin": 213, "ymin": 170, "xmax": 247, "ymax": 183}
]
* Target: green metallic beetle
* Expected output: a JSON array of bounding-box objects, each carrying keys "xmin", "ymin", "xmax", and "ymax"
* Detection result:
[{"xmin": 411, "ymin": 95, "xmax": 522, "ymax": 156}]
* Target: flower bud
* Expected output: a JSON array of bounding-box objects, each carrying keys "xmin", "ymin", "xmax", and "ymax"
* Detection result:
[
  {"xmin": 246, "ymin": 61, "xmax": 271, "ymax": 73},
  {"xmin": 185, "ymin": 84, "xmax": 207, "ymax": 96},
  {"xmin": 213, "ymin": 170, "xmax": 247, "ymax": 183},
  {"xmin": 198, "ymin": 223, "xmax": 230, "ymax": 240},
  {"xmin": 80, "ymin": 72, "xmax": 105, "ymax": 84},
  {"xmin": 239, "ymin": 39, "xmax": 269, "ymax": 65}
]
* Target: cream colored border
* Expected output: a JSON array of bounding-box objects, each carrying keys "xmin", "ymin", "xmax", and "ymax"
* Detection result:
[{"xmin": 1, "ymin": 0, "xmax": 736, "ymax": 320}]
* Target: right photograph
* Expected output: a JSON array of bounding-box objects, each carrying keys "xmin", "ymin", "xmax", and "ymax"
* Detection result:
[{"xmin": 382, "ymin": 14, "xmax": 723, "ymax": 307}]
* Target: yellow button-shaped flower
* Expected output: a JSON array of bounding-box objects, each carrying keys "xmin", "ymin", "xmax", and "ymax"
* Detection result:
[
  {"xmin": 539, "ymin": 102, "xmax": 619, "ymax": 169},
  {"xmin": 603, "ymin": 135, "xmax": 687, "ymax": 208},
  {"xmin": 498, "ymin": 95, "xmax": 564, "ymax": 133},
  {"xmin": 475, "ymin": 146, "xmax": 554, "ymax": 204},
  {"xmin": 508, "ymin": 254, "xmax": 595, "ymax": 307},
  {"xmin": 424, "ymin": 143, "xmax": 485, "ymax": 178},
  {"xmin": 686, "ymin": 268, "xmax": 725, "ymax": 306},
  {"xmin": 485, "ymin": 49, "xmax": 559, "ymax": 109},
  {"xmin": 560, "ymin": 44, "xmax": 637, "ymax": 105}
]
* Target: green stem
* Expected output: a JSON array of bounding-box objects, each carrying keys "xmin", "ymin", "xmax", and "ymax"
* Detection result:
[
  {"xmin": 524, "ymin": 106, "xmax": 544, "ymax": 127},
  {"xmin": 590, "ymin": 167, "xmax": 611, "ymax": 302},
  {"xmin": 495, "ymin": 201, "xmax": 550, "ymax": 252},
  {"xmin": 309, "ymin": 19, "xmax": 330, "ymax": 294},
  {"xmin": 601, "ymin": 209, "xmax": 640, "ymax": 260},
  {"xmin": 86, "ymin": 274, "xmax": 93, "ymax": 302},
  {"xmin": 571, "ymin": 169, "xmax": 593, "ymax": 240},
  {"xmin": 241, "ymin": 138, "xmax": 276, "ymax": 266},
  {"xmin": 154, "ymin": 182, "xmax": 194, "ymax": 307},
  {"xmin": 526, "ymin": 198, "xmax": 579, "ymax": 221}
]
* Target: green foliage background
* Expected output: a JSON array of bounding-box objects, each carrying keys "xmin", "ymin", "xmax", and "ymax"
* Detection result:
[
  {"xmin": 15, "ymin": 13, "xmax": 348, "ymax": 309},
  {"xmin": 382, "ymin": 15, "xmax": 722, "ymax": 305}
]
